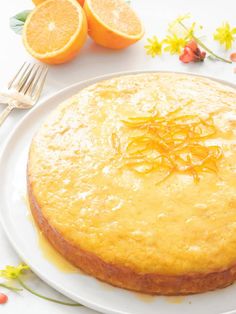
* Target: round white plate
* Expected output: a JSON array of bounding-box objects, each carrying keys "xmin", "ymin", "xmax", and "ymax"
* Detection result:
[{"xmin": 0, "ymin": 71, "xmax": 236, "ymax": 314}]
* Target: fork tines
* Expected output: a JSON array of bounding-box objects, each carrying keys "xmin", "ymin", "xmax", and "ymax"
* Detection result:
[{"xmin": 8, "ymin": 62, "xmax": 48, "ymax": 102}]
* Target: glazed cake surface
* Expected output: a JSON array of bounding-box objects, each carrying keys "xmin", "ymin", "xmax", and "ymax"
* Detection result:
[{"xmin": 28, "ymin": 73, "xmax": 236, "ymax": 294}]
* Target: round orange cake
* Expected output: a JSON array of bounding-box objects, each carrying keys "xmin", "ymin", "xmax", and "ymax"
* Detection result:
[{"xmin": 27, "ymin": 73, "xmax": 236, "ymax": 295}]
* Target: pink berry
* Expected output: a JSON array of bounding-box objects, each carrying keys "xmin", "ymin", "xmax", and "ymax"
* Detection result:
[
  {"xmin": 230, "ymin": 52, "xmax": 236, "ymax": 62},
  {"xmin": 0, "ymin": 293, "xmax": 8, "ymax": 304}
]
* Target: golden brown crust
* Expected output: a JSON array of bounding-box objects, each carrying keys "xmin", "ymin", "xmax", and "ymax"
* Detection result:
[{"xmin": 27, "ymin": 170, "xmax": 236, "ymax": 295}]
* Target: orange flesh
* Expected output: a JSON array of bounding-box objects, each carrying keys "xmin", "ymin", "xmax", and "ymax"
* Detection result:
[
  {"xmin": 90, "ymin": 0, "xmax": 142, "ymax": 35},
  {"xmin": 33, "ymin": 0, "xmax": 85, "ymax": 7},
  {"xmin": 26, "ymin": 0, "xmax": 80, "ymax": 54}
]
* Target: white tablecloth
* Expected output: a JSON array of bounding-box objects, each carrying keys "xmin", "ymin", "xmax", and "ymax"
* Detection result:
[{"xmin": 1, "ymin": 0, "xmax": 235, "ymax": 313}]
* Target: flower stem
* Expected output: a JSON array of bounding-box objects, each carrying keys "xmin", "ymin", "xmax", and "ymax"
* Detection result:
[
  {"xmin": 17, "ymin": 278, "xmax": 81, "ymax": 306},
  {"xmin": 179, "ymin": 21, "xmax": 232, "ymax": 64},
  {"xmin": 194, "ymin": 36, "xmax": 232, "ymax": 63},
  {"xmin": 0, "ymin": 283, "xmax": 22, "ymax": 292}
]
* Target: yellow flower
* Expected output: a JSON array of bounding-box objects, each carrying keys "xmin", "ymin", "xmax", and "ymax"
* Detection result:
[
  {"xmin": 163, "ymin": 34, "xmax": 187, "ymax": 55},
  {"xmin": 168, "ymin": 14, "xmax": 191, "ymax": 38},
  {"xmin": 214, "ymin": 22, "xmax": 236, "ymax": 50},
  {"xmin": 0, "ymin": 264, "xmax": 29, "ymax": 279},
  {"xmin": 144, "ymin": 36, "xmax": 162, "ymax": 57},
  {"xmin": 168, "ymin": 14, "xmax": 202, "ymax": 41}
]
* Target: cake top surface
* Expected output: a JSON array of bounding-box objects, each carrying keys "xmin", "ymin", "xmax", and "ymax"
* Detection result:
[{"xmin": 28, "ymin": 73, "xmax": 236, "ymax": 275}]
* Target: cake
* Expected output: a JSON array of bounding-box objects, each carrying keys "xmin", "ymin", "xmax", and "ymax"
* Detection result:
[{"xmin": 27, "ymin": 73, "xmax": 236, "ymax": 295}]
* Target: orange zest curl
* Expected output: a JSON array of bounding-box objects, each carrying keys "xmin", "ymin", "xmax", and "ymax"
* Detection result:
[
  {"xmin": 118, "ymin": 109, "xmax": 222, "ymax": 184},
  {"xmin": 111, "ymin": 133, "xmax": 121, "ymax": 154}
]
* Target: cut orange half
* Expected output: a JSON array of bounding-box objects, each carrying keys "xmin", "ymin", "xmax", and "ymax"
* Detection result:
[
  {"xmin": 84, "ymin": 0, "xmax": 144, "ymax": 49},
  {"xmin": 32, "ymin": 0, "xmax": 85, "ymax": 7},
  {"xmin": 23, "ymin": 0, "xmax": 88, "ymax": 64}
]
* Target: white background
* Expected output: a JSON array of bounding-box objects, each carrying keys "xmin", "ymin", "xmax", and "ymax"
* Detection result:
[{"xmin": 0, "ymin": 0, "xmax": 236, "ymax": 313}]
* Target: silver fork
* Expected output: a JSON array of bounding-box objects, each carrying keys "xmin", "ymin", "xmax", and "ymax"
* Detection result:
[{"xmin": 0, "ymin": 62, "xmax": 48, "ymax": 126}]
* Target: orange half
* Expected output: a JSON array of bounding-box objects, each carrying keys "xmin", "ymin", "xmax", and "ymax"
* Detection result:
[
  {"xmin": 32, "ymin": 0, "xmax": 85, "ymax": 7},
  {"xmin": 23, "ymin": 0, "xmax": 87, "ymax": 64},
  {"xmin": 84, "ymin": 0, "xmax": 144, "ymax": 49}
]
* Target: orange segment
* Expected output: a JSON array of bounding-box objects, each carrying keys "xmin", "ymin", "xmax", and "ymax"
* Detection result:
[
  {"xmin": 84, "ymin": 0, "xmax": 144, "ymax": 49},
  {"xmin": 32, "ymin": 0, "xmax": 85, "ymax": 7},
  {"xmin": 23, "ymin": 0, "xmax": 87, "ymax": 64}
]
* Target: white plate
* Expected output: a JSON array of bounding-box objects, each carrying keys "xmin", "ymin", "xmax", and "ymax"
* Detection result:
[{"xmin": 0, "ymin": 71, "xmax": 236, "ymax": 314}]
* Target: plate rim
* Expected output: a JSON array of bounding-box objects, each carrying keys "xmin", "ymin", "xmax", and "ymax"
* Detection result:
[{"xmin": 0, "ymin": 70, "xmax": 236, "ymax": 314}]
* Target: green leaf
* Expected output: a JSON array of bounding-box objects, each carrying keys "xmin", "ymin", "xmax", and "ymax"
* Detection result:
[{"xmin": 10, "ymin": 10, "xmax": 31, "ymax": 35}]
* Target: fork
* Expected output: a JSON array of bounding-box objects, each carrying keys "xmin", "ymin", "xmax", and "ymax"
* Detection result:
[{"xmin": 0, "ymin": 62, "xmax": 48, "ymax": 126}]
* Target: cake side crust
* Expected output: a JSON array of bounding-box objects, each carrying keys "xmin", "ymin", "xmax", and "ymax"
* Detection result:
[{"xmin": 27, "ymin": 169, "xmax": 236, "ymax": 295}]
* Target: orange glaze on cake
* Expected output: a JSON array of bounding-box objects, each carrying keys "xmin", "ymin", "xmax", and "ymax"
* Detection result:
[{"xmin": 27, "ymin": 73, "xmax": 236, "ymax": 294}]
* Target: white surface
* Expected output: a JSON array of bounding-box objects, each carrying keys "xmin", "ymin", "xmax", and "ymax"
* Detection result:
[
  {"xmin": 0, "ymin": 0, "xmax": 236, "ymax": 313},
  {"xmin": 1, "ymin": 72, "xmax": 236, "ymax": 314}
]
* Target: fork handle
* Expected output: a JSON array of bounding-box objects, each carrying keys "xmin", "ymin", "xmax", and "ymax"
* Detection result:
[{"xmin": 0, "ymin": 101, "xmax": 16, "ymax": 126}]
